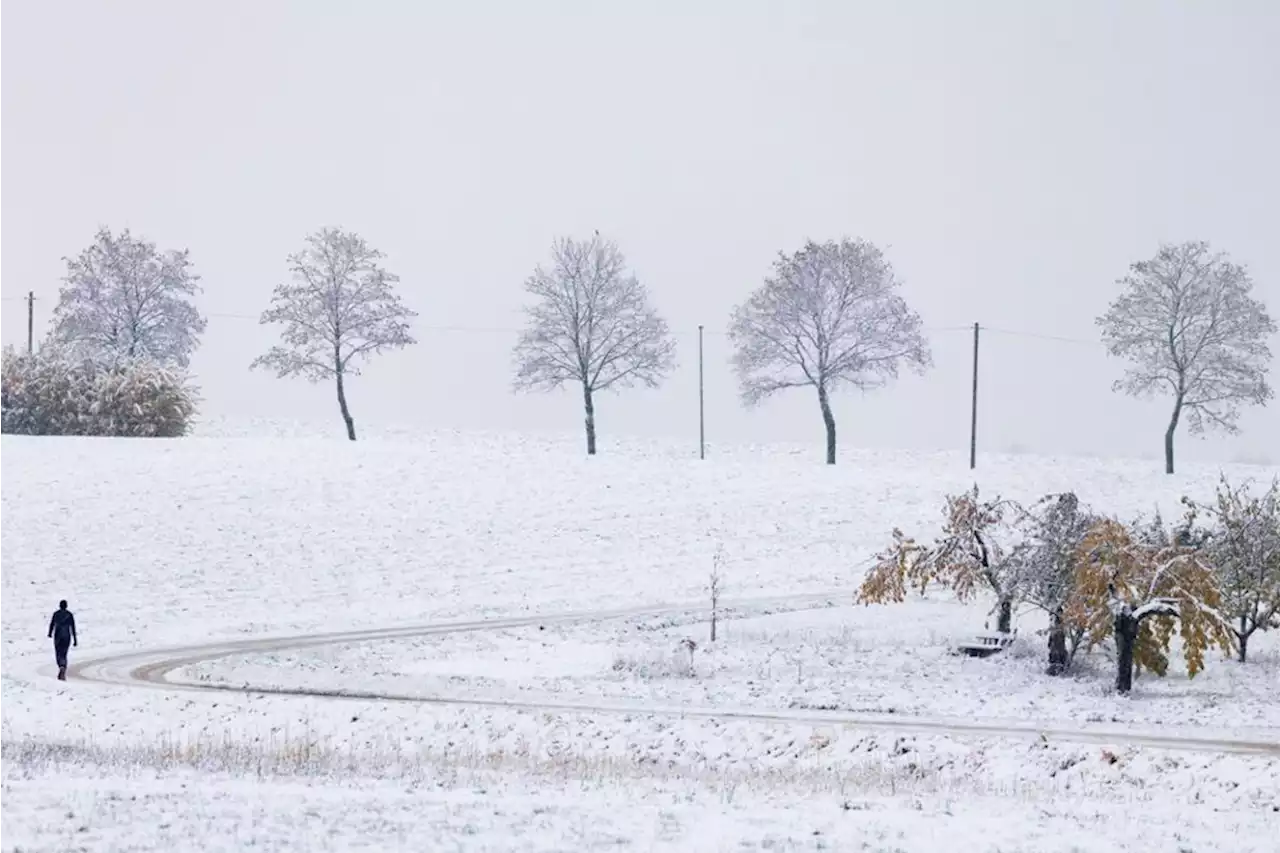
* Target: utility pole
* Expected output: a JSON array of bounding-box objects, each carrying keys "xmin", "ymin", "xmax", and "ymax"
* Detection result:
[
  {"xmin": 969, "ymin": 321, "xmax": 979, "ymax": 470},
  {"xmin": 26, "ymin": 291, "xmax": 35, "ymax": 354},
  {"xmin": 698, "ymin": 324, "xmax": 706, "ymax": 460}
]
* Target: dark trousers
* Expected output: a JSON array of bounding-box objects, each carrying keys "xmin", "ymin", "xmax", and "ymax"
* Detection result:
[{"xmin": 54, "ymin": 636, "xmax": 71, "ymax": 668}]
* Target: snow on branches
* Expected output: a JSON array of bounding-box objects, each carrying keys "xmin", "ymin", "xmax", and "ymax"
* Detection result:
[
  {"xmin": 1073, "ymin": 516, "xmax": 1233, "ymax": 692},
  {"xmin": 2, "ymin": 346, "xmax": 198, "ymax": 437},
  {"xmin": 1184, "ymin": 477, "xmax": 1280, "ymax": 662},
  {"xmin": 512, "ymin": 233, "xmax": 676, "ymax": 456},
  {"xmin": 251, "ymin": 228, "xmax": 417, "ymax": 441},
  {"xmin": 858, "ymin": 487, "xmax": 1243, "ymax": 690},
  {"xmin": 1096, "ymin": 240, "xmax": 1275, "ymax": 474},
  {"xmin": 1003, "ymin": 492, "xmax": 1099, "ymax": 675},
  {"xmin": 728, "ymin": 237, "xmax": 931, "ymax": 465},
  {"xmin": 49, "ymin": 227, "xmax": 207, "ymax": 369},
  {"xmin": 857, "ymin": 486, "xmax": 1019, "ymax": 633}
]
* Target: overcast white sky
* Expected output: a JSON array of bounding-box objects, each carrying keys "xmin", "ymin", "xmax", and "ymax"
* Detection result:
[{"xmin": 3, "ymin": 0, "xmax": 1277, "ymax": 462}]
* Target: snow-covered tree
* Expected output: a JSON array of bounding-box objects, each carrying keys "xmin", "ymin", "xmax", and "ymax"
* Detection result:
[
  {"xmin": 728, "ymin": 238, "xmax": 931, "ymax": 465},
  {"xmin": 1072, "ymin": 516, "xmax": 1233, "ymax": 693},
  {"xmin": 48, "ymin": 227, "xmax": 207, "ymax": 368},
  {"xmin": 251, "ymin": 228, "xmax": 417, "ymax": 441},
  {"xmin": 1187, "ymin": 477, "xmax": 1280, "ymax": 662},
  {"xmin": 1096, "ymin": 241, "xmax": 1275, "ymax": 474},
  {"xmin": 857, "ymin": 487, "xmax": 1020, "ymax": 633},
  {"xmin": 2, "ymin": 345, "xmax": 197, "ymax": 437},
  {"xmin": 1004, "ymin": 493, "xmax": 1100, "ymax": 675},
  {"xmin": 512, "ymin": 233, "xmax": 676, "ymax": 456}
]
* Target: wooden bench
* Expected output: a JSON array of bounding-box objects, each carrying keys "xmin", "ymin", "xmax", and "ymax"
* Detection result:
[{"xmin": 956, "ymin": 632, "xmax": 1016, "ymax": 658}]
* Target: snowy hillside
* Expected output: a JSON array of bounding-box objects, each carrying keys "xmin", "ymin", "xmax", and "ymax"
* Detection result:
[{"xmin": 3, "ymin": 426, "xmax": 1278, "ymax": 851}]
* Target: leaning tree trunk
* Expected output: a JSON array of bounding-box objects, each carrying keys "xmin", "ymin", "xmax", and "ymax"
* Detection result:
[
  {"xmin": 974, "ymin": 532, "xmax": 1011, "ymax": 634},
  {"xmin": 335, "ymin": 366, "xmax": 356, "ymax": 442},
  {"xmin": 817, "ymin": 384, "xmax": 836, "ymax": 465},
  {"xmin": 995, "ymin": 597, "xmax": 1013, "ymax": 634},
  {"xmin": 1046, "ymin": 608, "xmax": 1069, "ymax": 676},
  {"xmin": 582, "ymin": 382, "xmax": 597, "ymax": 456},
  {"xmin": 1164, "ymin": 394, "xmax": 1183, "ymax": 475}
]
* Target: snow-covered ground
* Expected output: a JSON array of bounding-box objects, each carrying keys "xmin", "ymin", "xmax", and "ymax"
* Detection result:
[
  {"xmin": 11, "ymin": 758, "xmax": 1277, "ymax": 853},
  {"xmin": 3, "ymin": 425, "xmax": 1278, "ymax": 851},
  {"xmin": 181, "ymin": 599, "xmax": 1280, "ymax": 734},
  {"xmin": 5, "ymin": 748, "xmax": 1278, "ymax": 853}
]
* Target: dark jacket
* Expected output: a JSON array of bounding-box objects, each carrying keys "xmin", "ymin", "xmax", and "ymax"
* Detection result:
[{"xmin": 49, "ymin": 609, "xmax": 77, "ymax": 644}]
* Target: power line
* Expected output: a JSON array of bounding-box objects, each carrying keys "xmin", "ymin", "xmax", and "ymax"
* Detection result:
[
  {"xmin": 981, "ymin": 326, "xmax": 1095, "ymax": 346},
  {"xmin": 159, "ymin": 312, "xmax": 1106, "ymax": 345},
  {"xmin": 10, "ymin": 301, "xmax": 1098, "ymax": 346},
  {"xmin": 205, "ymin": 312, "xmax": 522, "ymax": 333}
]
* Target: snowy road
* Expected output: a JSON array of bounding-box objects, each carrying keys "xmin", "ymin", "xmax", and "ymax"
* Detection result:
[{"xmin": 68, "ymin": 594, "xmax": 1280, "ymax": 758}]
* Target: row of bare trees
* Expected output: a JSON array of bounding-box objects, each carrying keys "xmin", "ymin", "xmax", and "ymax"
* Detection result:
[
  {"xmin": 32, "ymin": 228, "xmax": 1273, "ymax": 461},
  {"xmin": 17, "ymin": 227, "xmax": 417, "ymax": 441},
  {"xmin": 511, "ymin": 233, "xmax": 933, "ymax": 460},
  {"xmin": 515, "ymin": 234, "xmax": 1273, "ymax": 468},
  {"xmin": 857, "ymin": 477, "xmax": 1280, "ymax": 693}
]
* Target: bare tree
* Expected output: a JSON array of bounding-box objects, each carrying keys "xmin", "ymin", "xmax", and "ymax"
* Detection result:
[
  {"xmin": 728, "ymin": 238, "xmax": 931, "ymax": 465},
  {"xmin": 1097, "ymin": 241, "xmax": 1275, "ymax": 474},
  {"xmin": 251, "ymin": 228, "xmax": 416, "ymax": 441},
  {"xmin": 49, "ymin": 227, "xmax": 206, "ymax": 368},
  {"xmin": 512, "ymin": 233, "xmax": 676, "ymax": 455}
]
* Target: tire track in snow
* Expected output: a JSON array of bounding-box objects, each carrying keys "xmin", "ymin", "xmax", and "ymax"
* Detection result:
[
  {"xmin": 69, "ymin": 593, "xmax": 1280, "ymax": 758},
  {"xmin": 70, "ymin": 593, "xmax": 840, "ymax": 685}
]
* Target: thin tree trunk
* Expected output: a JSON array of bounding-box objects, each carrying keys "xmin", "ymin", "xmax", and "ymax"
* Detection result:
[
  {"xmin": 996, "ymin": 597, "xmax": 1013, "ymax": 634},
  {"xmin": 1046, "ymin": 609, "xmax": 1069, "ymax": 676},
  {"xmin": 973, "ymin": 531, "xmax": 1011, "ymax": 634},
  {"xmin": 1114, "ymin": 611, "xmax": 1139, "ymax": 693},
  {"xmin": 1237, "ymin": 615, "xmax": 1250, "ymax": 663},
  {"xmin": 818, "ymin": 384, "xmax": 836, "ymax": 465},
  {"xmin": 583, "ymin": 382, "xmax": 596, "ymax": 456},
  {"xmin": 335, "ymin": 368, "xmax": 356, "ymax": 441},
  {"xmin": 1067, "ymin": 625, "xmax": 1085, "ymax": 669},
  {"xmin": 1164, "ymin": 394, "xmax": 1183, "ymax": 475}
]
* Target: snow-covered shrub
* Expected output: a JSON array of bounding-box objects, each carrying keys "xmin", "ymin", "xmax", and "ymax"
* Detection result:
[{"xmin": 1, "ymin": 346, "xmax": 198, "ymax": 437}]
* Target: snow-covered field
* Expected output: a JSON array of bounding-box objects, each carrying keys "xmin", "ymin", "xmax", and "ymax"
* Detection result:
[
  {"xmin": 3, "ymin": 424, "xmax": 1279, "ymax": 851},
  {"xmin": 183, "ymin": 598, "xmax": 1280, "ymax": 734}
]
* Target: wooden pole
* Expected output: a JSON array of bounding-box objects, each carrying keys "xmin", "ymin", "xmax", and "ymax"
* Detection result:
[
  {"xmin": 970, "ymin": 322, "xmax": 979, "ymax": 470},
  {"xmin": 698, "ymin": 324, "xmax": 705, "ymax": 460},
  {"xmin": 27, "ymin": 291, "xmax": 35, "ymax": 354}
]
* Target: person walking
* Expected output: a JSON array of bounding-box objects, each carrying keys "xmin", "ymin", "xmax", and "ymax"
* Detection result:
[{"xmin": 48, "ymin": 600, "xmax": 77, "ymax": 680}]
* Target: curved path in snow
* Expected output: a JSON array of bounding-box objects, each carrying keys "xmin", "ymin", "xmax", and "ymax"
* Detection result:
[{"xmin": 69, "ymin": 593, "xmax": 1280, "ymax": 757}]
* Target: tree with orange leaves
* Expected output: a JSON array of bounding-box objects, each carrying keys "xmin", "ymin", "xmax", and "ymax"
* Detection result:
[
  {"xmin": 1071, "ymin": 515, "xmax": 1234, "ymax": 693},
  {"xmin": 857, "ymin": 486, "xmax": 1020, "ymax": 633}
]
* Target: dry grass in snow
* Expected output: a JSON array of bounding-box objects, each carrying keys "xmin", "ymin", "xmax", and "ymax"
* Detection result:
[{"xmin": 4, "ymin": 728, "xmax": 1279, "ymax": 853}]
